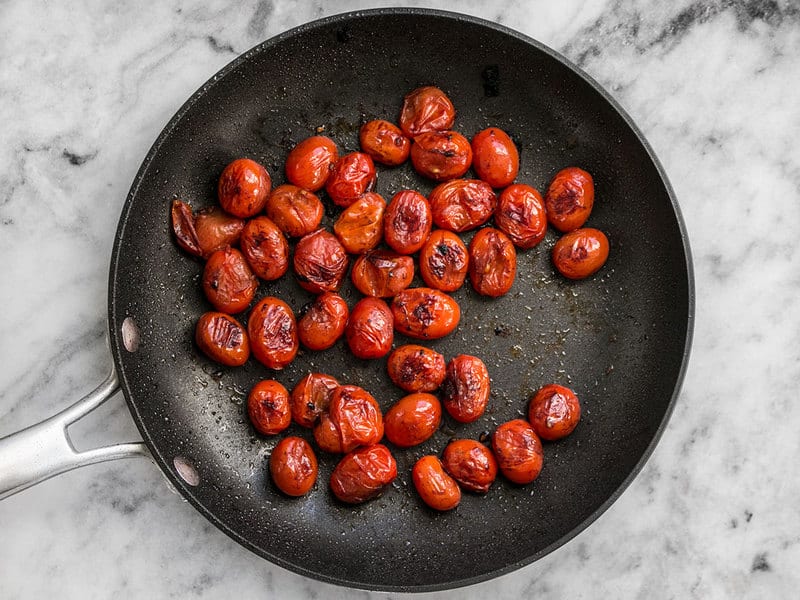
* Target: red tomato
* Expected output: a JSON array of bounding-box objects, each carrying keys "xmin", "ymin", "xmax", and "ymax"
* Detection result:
[
  {"xmin": 428, "ymin": 179, "xmax": 496, "ymax": 233},
  {"xmin": 269, "ymin": 436, "xmax": 318, "ymax": 496},
  {"xmin": 528, "ymin": 383, "xmax": 581, "ymax": 441},
  {"xmin": 325, "ymin": 152, "xmax": 376, "ymax": 208},
  {"xmin": 418, "ymin": 230, "xmax": 469, "ymax": 292},
  {"xmin": 391, "ymin": 287, "xmax": 460, "ymax": 340},
  {"xmin": 359, "ymin": 119, "xmax": 410, "ymax": 166},
  {"xmin": 345, "ymin": 297, "xmax": 394, "ymax": 359},
  {"xmin": 247, "ymin": 380, "xmax": 291, "ymax": 435},
  {"xmin": 398, "ymin": 86, "xmax": 456, "ymax": 137},
  {"xmin": 247, "ymin": 297, "xmax": 299, "ymax": 370},
  {"xmin": 386, "ymin": 344, "xmax": 446, "ymax": 393},
  {"xmin": 544, "ymin": 166, "xmax": 594, "ymax": 232},
  {"xmin": 551, "ymin": 228, "xmax": 609, "ymax": 279},
  {"xmin": 329, "ymin": 385, "xmax": 385, "ymax": 453},
  {"xmin": 494, "ymin": 184, "xmax": 547, "ymax": 249},
  {"xmin": 218, "ymin": 158, "xmax": 271, "ymax": 218},
  {"xmin": 240, "ymin": 216, "xmax": 289, "ymax": 281},
  {"xmin": 441, "ymin": 354, "xmax": 490, "ymax": 423},
  {"xmin": 441, "ymin": 439, "xmax": 498, "ymax": 494},
  {"xmin": 313, "ymin": 412, "xmax": 344, "ymax": 454},
  {"xmin": 285, "ymin": 136, "xmax": 338, "ymax": 192},
  {"xmin": 471, "ymin": 127, "xmax": 519, "ymax": 188},
  {"xmin": 468, "ymin": 228, "xmax": 517, "ymax": 297},
  {"xmin": 194, "ymin": 311, "xmax": 250, "ymax": 367},
  {"xmin": 297, "ymin": 292, "xmax": 349, "ymax": 351},
  {"xmin": 202, "ymin": 246, "xmax": 258, "ymax": 314},
  {"xmin": 383, "ymin": 190, "xmax": 432, "ymax": 255},
  {"xmin": 171, "ymin": 200, "xmax": 244, "ymax": 259},
  {"xmin": 384, "ymin": 393, "xmax": 441, "ymax": 448},
  {"xmin": 492, "ymin": 420, "xmax": 544, "ymax": 484},
  {"xmin": 290, "ymin": 372, "xmax": 339, "ymax": 428},
  {"xmin": 330, "ymin": 444, "xmax": 397, "ymax": 504},
  {"xmin": 412, "ymin": 455, "xmax": 461, "ymax": 511},
  {"xmin": 265, "ymin": 184, "xmax": 324, "ymax": 238},
  {"xmin": 410, "ymin": 130, "xmax": 472, "ymax": 181},
  {"xmin": 333, "ymin": 192, "xmax": 386, "ymax": 254},
  {"xmin": 293, "ymin": 229, "xmax": 349, "ymax": 294},
  {"xmin": 350, "ymin": 251, "xmax": 415, "ymax": 298}
]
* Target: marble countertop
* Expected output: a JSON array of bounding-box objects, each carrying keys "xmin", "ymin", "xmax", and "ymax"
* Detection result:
[{"xmin": 1, "ymin": 1, "xmax": 798, "ymax": 598}]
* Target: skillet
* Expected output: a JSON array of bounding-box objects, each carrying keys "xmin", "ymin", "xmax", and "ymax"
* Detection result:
[{"xmin": 0, "ymin": 8, "xmax": 693, "ymax": 592}]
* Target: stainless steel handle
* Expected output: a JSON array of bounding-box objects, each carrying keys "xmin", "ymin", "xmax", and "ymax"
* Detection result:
[{"xmin": 0, "ymin": 363, "xmax": 149, "ymax": 500}]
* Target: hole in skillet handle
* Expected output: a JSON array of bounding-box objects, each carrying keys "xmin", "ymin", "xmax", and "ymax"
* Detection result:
[
  {"xmin": 173, "ymin": 456, "xmax": 200, "ymax": 487},
  {"xmin": 121, "ymin": 316, "xmax": 141, "ymax": 352}
]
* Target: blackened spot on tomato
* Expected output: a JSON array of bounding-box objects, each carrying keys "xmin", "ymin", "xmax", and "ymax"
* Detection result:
[
  {"xmin": 412, "ymin": 296, "xmax": 436, "ymax": 327},
  {"xmin": 553, "ymin": 187, "xmax": 581, "ymax": 215},
  {"xmin": 482, "ymin": 65, "xmax": 500, "ymax": 97}
]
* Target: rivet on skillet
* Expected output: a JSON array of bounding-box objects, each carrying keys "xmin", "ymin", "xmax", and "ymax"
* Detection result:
[
  {"xmin": 121, "ymin": 316, "xmax": 140, "ymax": 352},
  {"xmin": 173, "ymin": 456, "xmax": 200, "ymax": 487}
]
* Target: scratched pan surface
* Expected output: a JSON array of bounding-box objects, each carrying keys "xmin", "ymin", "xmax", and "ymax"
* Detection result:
[{"xmin": 108, "ymin": 8, "xmax": 693, "ymax": 592}]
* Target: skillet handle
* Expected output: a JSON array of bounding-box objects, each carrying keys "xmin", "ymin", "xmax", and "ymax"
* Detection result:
[{"xmin": 0, "ymin": 364, "xmax": 149, "ymax": 500}]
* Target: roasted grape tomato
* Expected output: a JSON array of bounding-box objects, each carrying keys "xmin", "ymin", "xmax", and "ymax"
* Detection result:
[
  {"xmin": 297, "ymin": 292, "xmax": 349, "ymax": 351},
  {"xmin": 418, "ymin": 230, "xmax": 469, "ymax": 292},
  {"xmin": 391, "ymin": 287, "xmax": 460, "ymax": 340},
  {"xmin": 551, "ymin": 227, "xmax": 609, "ymax": 280},
  {"xmin": 492, "ymin": 419, "xmax": 544, "ymax": 485},
  {"xmin": 468, "ymin": 228, "xmax": 517, "ymax": 297},
  {"xmin": 345, "ymin": 297, "xmax": 394, "ymax": 360},
  {"xmin": 386, "ymin": 344, "xmax": 446, "ymax": 393},
  {"xmin": 217, "ymin": 158, "xmax": 271, "ymax": 218},
  {"xmin": 359, "ymin": 119, "xmax": 410, "ymax": 166},
  {"xmin": 202, "ymin": 246, "xmax": 258, "ymax": 314},
  {"xmin": 494, "ymin": 184, "xmax": 547, "ymax": 249},
  {"xmin": 441, "ymin": 439, "xmax": 498, "ymax": 494},
  {"xmin": 247, "ymin": 296, "xmax": 299, "ymax": 370},
  {"xmin": 528, "ymin": 383, "xmax": 581, "ymax": 441},
  {"xmin": 265, "ymin": 184, "xmax": 324, "ymax": 238},
  {"xmin": 384, "ymin": 392, "xmax": 441, "ymax": 448},
  {"xmin": 428, "ymin": 178, "xmax": 496, "ymax": 233},
  {"xmin": 329, "ymin": 385, "xmax": 385, "ymax": 453},
  {"xmin": 412, "ymin": 455, "xmax": 461, "ymax": 511},
  {"xmin": 398, "ymin": 86, "xmax": 456, "ymax": 137},
  {"xmin": 325, "ymin": 152, "xmax": 376, "ymax": 208},
  {"xmin": 240, "ymin": 216, "xmax": 289, "ymax": 281},
  {"xmin": 333, "ymin": 192, "xmax": 386, "ymax": 254},
  {"xmin": 330, "ymin": 444, "xmax": 397, "ymax": 504},
  {"xmin": 471, "ymin": 127, "xmax": 519, "ymax": 189},
  {"xmin": 285, "ymin": 135, "xmax": 338, "ymax": 192},
  {"xmin": 351, "ymin": 251, "xmax": 414, "ymax": 298},
  {"xmin": 410, "ymin": 130, "xmax": 472, "ymax": 182},
  {"xmin": 545, "ymin": 166, "xmax": 594, "ymax": 233},
  {"xmin": 383, "ymin": 190, "xmax": 432, "ymax": 255},
  {"xmin": 269, "ymin": 436, "xmax": 318, "ymax": 497},
  {"xmin": 293, "ymin": 228, "xmax": 349, "ymax": 294},
  {"xmin": 290, "ymin": 372, "xmax": 339, "ymax": 428},
  {"xmin": 194, "ymin": 311, "xmax": 250, "ymax": 367},
  {"xmin": 247, "ymin": 379, "xmax": 291, "ymax": 435},
  {"xmin": 441, "ymin": 354, "xmax": 490, "ymax": 424}
]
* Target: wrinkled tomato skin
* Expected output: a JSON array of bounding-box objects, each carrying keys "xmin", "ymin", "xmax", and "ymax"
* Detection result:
[
  {"xmin": 384, "ymin": 393, "xmax": 442, "ymax": 448},
  {"xmin": 265, "ymin": 184, "xmax": 324, "ymax": 238},
  {"xmin": 545, "ymin": 167, "xmax": 594, "ymax": 233},
  {"xmin": 247, "ymin": 379, "xmax": 292, "ymax": 435},
  {"xmin": 293, "ymin": 229, "xmax": 349, "ymax": 294},
  {"xmin": 528, "ymin": 383, "xmax": 582, "ymax": 441},
  {"xmin": 171, "ymin": 201, "xmax": 245, "ymax": 259},
  {"xmin": 313, "ymin": 412, "xmax": 344, "ymax": 453},
  {"xmin": 386, "ymin": 344, "xmax": 446, "ymax": 393},
  {"xmin": 494, "ymin": 184, "xmax": 547, "ymax": 249},
  {"xmin": 240, "ymin": 216, "xmax": 289, "ymax": 281},
  {"xmin": 412, "ymin": 455, "xmax": 461, "ymax": 511},
  {"xmin": 329, "ymin": 385, "xmax": 385, "ymax": 453},
  {"xmin": 330, "ymin": 444, "xmax": 397, "ymax": 504},
  {"xmin": 441, "ymin": 354, "xmax": 490, "ymax": 424},
  {"xmin": 351, "ymin": 251, "xmax": 415, "ymax": 298},
  {"xmin": 383, "ymin": 190, "xmax": 432, "ymax": 255},
  {"xmin": 359, "ymin": 120, "xmax": 411, "ymax": 166},
  {"xmin": 333, "ymin": 192, "xmax": 386, "ymax": 254},
  {"xmin": 399, "ymin": 86, "xmax": 456, "ymax": 137},
  {"xmin": 195, "ymin": 311, "xmax": 250, "ymax": 367},
  {"xmin": 471, "ymin": 127, "xmax": 519, "ymax": 189},
  {"xmin": 202, "ymin": 246, "xmax": 258, "ymax": 314},
  {"xmin": 391, "ymin": 287, "xmax": 460, "ymax": 340},
  {"xmin": 290, "ymin": 372, "xmax": 339, "ymax": 428},
  {"xmin": 325, "ymin": 152, "xmax": 377, "ymax": 208},
  {"xmin": 492, "ymin": 419, "xmax": 544, "ymax": 485},
  {"xmin": 410, "ymin": 130, "xmax": 472, "ymax": 182},
  {"xmin": 418, "ymin": 230, "xmax": 469, "ymax": 292},
  {"xmin": 285, "ymin": 136, "xmax": 338, "ymax": 192},
  {"xmin": 551, "ymin": 228, "xmax": 609, "ymax": 280},
  {"xmin": 441, "ymin": 439, "xmax": 498, "ymax": 494},
  {"xmin": 247, "ymin": 297, "xmax": 299, "ymax": 370},
  {"xmin": 468, "ymin": 228, "xmax": 517, "ymax": 298},
  {"xmin": 269, "ymin": 436, "xmax": 318, "ymax": 497},
  {"xmin": 428, "ymin": 179, "xmax": 496, "ymax": 233},
  {"xmin": 345, "ymin": 297, "xmax": 394, "ymax": 360},
  {"xmin": 218, "ymin": 158, "xmax": 272, "ymax": 218},
  {"xmin": 297, "ymin": 292, "xmax": 349, "ymax": 351}
]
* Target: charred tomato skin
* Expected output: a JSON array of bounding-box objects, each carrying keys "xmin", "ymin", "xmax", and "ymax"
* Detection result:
[
  {"xmin": 412, "ymin": 455, "xmax": 461, "ymax": 511},
  {"xmin": 247, "ymin": 296, "xmax": 299, "ymax": 370},
  {"xmin": 441, "ymin": 354, "xmax": 490, "ymax": 423},
  {"xmin": 528, "ymin": 383, "xmax": 582, "ymax": 441},
  {"xmin": 384, "ymin": 392, "xmax": 442, "ymax": 448},
  {"xmin": 418, "ymin": 229, "xmax": 469, "ymax": 292},
  {"xmin": 468, "ymin": 228, "xmax": 517, "ymax": 298},
  {"xmin": 218, "ymin": 158, "xmax": 272, "ymax": 218},
  {"xmin": 492, "ymin": 419, "xmax": 544, "ymax": 485},
  {"xmin": 202, "ymin": 246, "xmax": 258, "ymax": 314},
  {"xmin": 195, "ymin": 311, "xmax": 250, "ymax": 367},
  {"xmin": 171, "ymin": 200, "xmax": 244, "ymax": 259},
  {"xmin": 428, "ymin": 179, "xmax": 497, "ymax": 233},
  {"xmin": 410, "ymin": 130, "xmax": 472, "ymax": 182},
  {"xmin": 345, "ymin": 297, "xmax": 394, "ymax": 360},
  {"xmin": 441, "ymin": 439, "xmax": 498, "ymax": 494},
  {"xmin": 247, "ymin": 379, "xmax": 292, "ymax": 435},
  {"xmin": 350, "ymin": 251, "xmax": 415, "ymax": 298},
  {"xmin": 551, "ymin": 228, "xmax": 610, "ymax": 280},
  {"xmin": 297, "ymin": 292, "xmax": 349, "ymax": 351},
  {"xmin": 386, "ymin": 344, "xmax": 446, "ymax": 393},
  {"xmin": 269, "ymin": 436, "xmax": 318, "ymax": 497},
  {"xmin": 329, "ymin": 385, "xmax": 385, "ymax": 453},
  {"xmin": 545, "ymin": 166, "xmax": 595, "ymax": 233},
  {"xmin": 240, "ymin": 216, "xmax": 289, "ymax": 281},
  {"xmin": 383, "ymin": 190, "xmax": 433, "ymax": 255},
  {"xmin": 390, "ymin": 287, "xmax": 460, "ymax": 340},
  {"xmin": 359, "ymin": 119, "xmax": 411, "ymax": 166},
  {"xmin": 471, "ymin": 127, "xmax": 519, "ymax": 189},
  {"xmin": 285, "ymin": 135, "xmax": 338, "ymax": 192},
  {"xmin": 333, "ymin": 192, "xmax": 386, "ymax": 254},
  {"xmin": 494, "ymin": 184, "xmax": 548, "ymax": 249},
  {"xmin": 293, "ymin": 228, "xmax": 349, "ymax": 294},
  {"xmin": 290, "ymin": 372, "xmax": 339, "ymax": 428},
  {"xmin": 325, "ymin": 152, "xmax": 377, "ymax": 208}
]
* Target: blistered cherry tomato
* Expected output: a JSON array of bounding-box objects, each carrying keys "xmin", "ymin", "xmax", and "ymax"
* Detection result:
[
  {"xmin": 391, "ymin": 287, "xmax": 460, "ymax": 340},
  {"xmin": 329, "ymin": 385, "xmax": 385, "ymax": 453},
  {"xmin": 410, "ymin": 130, "xmax": 472, "ymax": 182},
  {"xmin": 247, "ymin": 380, "xmax": 291, "ymax": 435},
  {"xmin": 333, "ymin": 192, "xmax": 386, "ymax": 254},
  {"xmin": 202, "ymin": 247, "xmax": 258, "ymax": 314},
  {"xmin": 171, "ymin": 201, "xmax": 244, "ymax": 259},
  {"xmin": 471, "ymin": 127, "xmax": 519, "ymax": 188},
  {"xmin": 265, "ymin": 184, "xmax": 323, "ymax": 238},
  {"xmin": 297, "ymin": 292, "xmax": 349, "ymax": 351},
  {"xmin": 325, "ymin": 152, "xmax": 376, "ymax": 208},
  {"xmin": 545, "ymin": 167, "xmax": 594, "ymax": 232},
  {"xmin": 398, "ymin": 86, "xmax": 455, "ymax": 137},
  {"xmin": 441, "ymin": 439, "xmax": 497, "ymax": 494},
  {"xmin": 313, "ymin": 412, "xmax": 344, "ymax": 453},
  {"xmin": 494, "ymin": 184, "xmax": 547, "ymax": 249},
  {"xmin": 359, "ymin": 119, "xmax": 410, "ymax": 166},
  {"xmin": 293, "ymin": 229, "xmax": 349, "ymax": 294},
  {"xmin": 551, "ymin": 228, "xmax": 609, "ymax": 280},
  {"xmin": 428, "ymin": 179, "xmax": 496, "ymax": 233},
  {"xmin": 528, "ymin": 383, "xmax": 581, "ymax": 441},
  {"xmin": 351, "ymin": 251, "xmax": 414, "ymax": 298},
  {"xmin": 418, "ymin": 230, "xmax": 469, "ymax": 292},
  {"xmin": 345, "ymin": 297, "xmax": 394, "ymax": 359},
  {"xmin": 194, "ymin": 311, "xmax": 249, "ymax": 367},
  {"xmin": 384, "ymin": 393, "xmax": 441, "ymax": 448},
  {"xmin": 247, "ymin": 297, "xmax": 299, "ymax": 370},
  {"xmin": 492, "ymin": 419, "xmax": 544, "ymax": 485},
  {"xmin": 412, "ymin": 455, "xmax": 461, "ymax": 511},
  {"xmin": 386, "ymin": 344, "xmax": 446, "ymax": 393},
  {"xmin": 330, "ymin": 444, "xmax": 397, "ymax": 504},
  {"xmin": 441, "ymin": 354, "xmax": 490, "ymax": 423},
  {"xmin": 240, "ymin": 216, "xmax": 289, "ymax": 281},
  {"xmin": 290, "ymin": 372, "xmax": 339, "ymax": 428},
  {"xmin": 270, "ymin": 436, "xmax": 318, "ymax": 497},
  {"xmin": 285, "ymin": 135, "xmax": 338, "ymax": 192},
  {"xmin": 468, "ymin": 228, "xmax": 517, "ymax": 298},
  {"xmin": 218, "ymin": 158, "xmax": 271, "ymax": 218},
  {"xmin": 383, "ymin": 190, "xmax": 432, "ymax": 255}
]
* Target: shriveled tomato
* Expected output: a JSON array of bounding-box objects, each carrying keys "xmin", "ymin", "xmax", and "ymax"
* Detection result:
[
  {"xmin": 333, "ymin": 192, "xmax": 386, "ymax": 254},
  {"xmin": 265, "ymin": 184, "xmax": 323, "ymax": 238},
  {"xmin": 330, "ymin": 444, "xmax": 397, "ymax": 504},
  {"xmin": 492, "ymin": 419, "xmax": 544, "ymax": 485},
  {"xmin": 269, "ymin": 436, "xmax": 318, "ymax": 497},
  {"xmin": 398, "ymin": 86, "xmax": 455, "ymax": 137},
  {"xmin": 441, "ymin": 439, "xmax": 497, "ymax": 494},
  {"xmin": 195, "ymin": 311, "xmax": 250, "ymax": 367},
  {"xmin": 384, "ymin": 392, "xmax": 441, "ymax": 448},
  {"xmin": 359, "ymin": 119, "xmax": 410, "ymax": 166},
  {"xmin": 325, "ymin": 152, "xmax": 376, "ymax": 208},
  {"xmin": 247, "ymin": 379, "xmax": 291, "ymax": 435},
  {"xmin": 247, "ymin": 297, "xmax": 298, "ymax": 370},
  {"xmin": 551, "ymin": 228, "xmax": 609, "ymax": 280},
  {"xmin": 329, "ymin": 385, "xmax": 384, "ymax": 453},
  {"xmin": 240, "ymin": 216, "xmax": 289, "ymax": 281},
  {"xmin": 471, "ymin": 127, "xmax": 519, "ymax": 188},
  {"xmin": 297, "ymin": 292, "xmax": 349, "ymax": 351},
  {"xmin": 285, "ymin": 135, "xmax": 338, "ymax": 192},
  {"xmin": 293, "ymin": 229, "xmax": 349, "ymax": 294},
  {"xmin": 545, "ymin": 166, "xmax": 594, "ymax": 232},
  {"xmin": 386, "ymin": 344, "xmax": 446, "ymax": 393},
  {"xmin": 410, "ymin": 130, "xmax": 472, "ymax": 182},
  {"xmin": 391, "ymin": 287, "xmax": 460, "ymax": 340},
  {"xmin": 171, "ymin": 200, "xmax": 244, "ymax": 259},
  {"xmin": 351, "ymin": 251, "xmax": 414, "ymax": 298},
  {"xmin": 494, "ymin": 184, "xmax": 547, "ymax": 249},
  {"xmin": 290, "ymin": 372, "xmax": 339, "ymax": 428},
  {"xmin": 428, "ymin": 179, "xmax": 496, "ymax": 233},
  {"xmin": 528, "ymin": 383, "xmax": 581, "ymax": 441},
  {"xmin": 202, "ymin": 246, "xmax": 258, "ymax": 314},
  {"xmin": 441, "ymin": 354, "xmax": 490, "ymax": 423},
  {"xmin": 345, "ymin": 297, "xmax": 394, "ymax": 359},
  {"xmin": 383, "ymin": 190, "xmax": 432, "ymax": 255},
  {"xmin": 218, "ymin": 158, "xmax": 271, "ymax": 218},
  {"xmin": 418, "ymin": 230, "xmax": 469, "ymax": 292},
  {"xmin": 468, "ymin": 228, "xmax": 517, "ymax": 297},
  {"xmin": 412, "ymin": 455, "xmax": 461, "ymax": 511},
  {"xmin": 313, "ymin": 412, "xmax": 344, "ymax": 454}
]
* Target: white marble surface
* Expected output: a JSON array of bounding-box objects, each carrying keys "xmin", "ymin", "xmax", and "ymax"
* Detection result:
[{"xmin": 1, "ymin": 0, "xmax": 798, "ymax": 598}]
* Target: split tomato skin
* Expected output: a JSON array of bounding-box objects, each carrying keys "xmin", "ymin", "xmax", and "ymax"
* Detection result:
[
  {"xmin": 290, "ymin": 372, "xmax": 339, "ymax": 429},
  {"xmin": 333, "ymin": 192, "xmax": 386, "ymax": 254},
  {"xmin": 171, "ymin": 200, "xmax": 244, "ymax": 259},
  {"xmin": 285, "ymin": 135, "xmax": 338, "ymax": 192},
  {"xmin": 195, "ymin": 311, "xmax": 250, "ymax": 367},
  {"xmin": 218, "ymin": 158, "xmax": 272, "ymax": 218}
]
